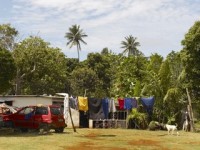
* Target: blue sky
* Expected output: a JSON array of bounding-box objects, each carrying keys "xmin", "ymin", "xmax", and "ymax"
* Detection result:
[{"xmin": 0, "ymin": 0, "xmax": 199, "ymax": 60}]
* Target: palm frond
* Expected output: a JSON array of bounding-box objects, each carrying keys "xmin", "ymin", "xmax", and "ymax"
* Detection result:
[{"xmin": 64, "ymin": 24, "xmax": 88, "ymax": 61}]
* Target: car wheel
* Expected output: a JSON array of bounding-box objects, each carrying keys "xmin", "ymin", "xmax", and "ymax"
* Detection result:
[
  {"xmin": 55, "ymin": 127, "xmax": 64, "ymax": 133},
  {"xmin": 11, "ymin": 122, "xmax": 19, "ymax": 132},
  {"xmin": 39, "ymin": 123, "xmax": 50, "ymax": 134},
  {"xmin": 20, "ymin": 128, "xmax": 28, "ymax": 133}
]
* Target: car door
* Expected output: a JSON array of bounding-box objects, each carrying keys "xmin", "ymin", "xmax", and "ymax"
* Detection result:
[
  {"xmin": 33, "ymin": 106, "xmax": 49, "ymax": 129},
  {"xmin": 23, "ymin": 106, "xmax": 35, "ymax": 128},
  {"xmin": 12, "ymin": 107, "xmax": 26, "ymax": 127},
  {"xmin": 50, "ymin": 106, "xmax": 65, "ymax": 127},
  {"xmin": 13, "ymin": 107, "xmax": 34, "ymax": 128}
]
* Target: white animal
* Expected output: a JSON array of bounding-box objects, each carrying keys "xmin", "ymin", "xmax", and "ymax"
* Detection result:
[
  {"xmin": 165, "ymin": 124, "xmax": 179, "ymax": 136},
  {"xmin": 183, "ymin": 118, "xmax": 189, "ymax": 132}
]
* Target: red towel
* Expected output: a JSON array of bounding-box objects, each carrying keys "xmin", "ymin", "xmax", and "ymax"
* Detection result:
[{"xmin": 118, "ymin": 98, "xmax": 124, "ymax": 110}]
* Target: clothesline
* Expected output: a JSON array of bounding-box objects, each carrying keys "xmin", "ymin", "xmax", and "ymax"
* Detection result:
[
  {"xmin": 68, "ymin": 96, "xmax": 155, "ymax": 120},
  {"xmin": 69, "ymin": 96, "xmax": 154, "ymax": 109}
]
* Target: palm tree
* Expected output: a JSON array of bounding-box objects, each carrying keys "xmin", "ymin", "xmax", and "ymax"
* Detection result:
[
  {"xmin": 65, "ymin": 24, "xmax": 87, "ymax": 62},
  {"xmin": 121, "ymin": 35, "xmax": 140, "ymax": 56}
]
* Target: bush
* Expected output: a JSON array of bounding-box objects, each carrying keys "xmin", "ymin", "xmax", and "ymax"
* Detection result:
[
  {"xmin": 148, "ymin": 121, "xmax": 156, "ymax": 130},
  {"xmin": 148, "ymin": 121, "xmax": 161, "ymax": 131},
  {"xmin": 127, "ymin": 108, "xmax": 148, "ymax": 129}
]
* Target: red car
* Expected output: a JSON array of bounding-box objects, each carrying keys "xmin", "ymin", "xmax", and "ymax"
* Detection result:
[{"xmin": 7, "ymin": 105, "xmax": 67, "ymax": 133}]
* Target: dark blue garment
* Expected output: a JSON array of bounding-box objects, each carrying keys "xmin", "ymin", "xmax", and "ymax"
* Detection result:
[
  {"xmin": 124, "ymin": 98, "xmax": 132, "ymax": 110},
  {"xmin": 88, "ymin": 98, "xmax": 104, "ymax": 120},
  {"xmin": 141, "ymin": 97, "xmax": 155, "ymax": 116},
  {"xmin": 102, "ymin": 98, "xmax": 109, "ymax": 119},
  {"xmin": 131, "ymin": 98, "xmax": 138, "ymax": 108},
  {"xmin": 25, "ymin": 112, "xmax": 33, "ymax": 120}
]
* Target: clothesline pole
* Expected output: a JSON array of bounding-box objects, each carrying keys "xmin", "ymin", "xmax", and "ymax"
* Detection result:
[
  {"xmin": 66, "ymin": 94, "xmax": 76, "ymax": 132},
  {"xmin": 126, "ymin": 109, "xmax": 128, "ymax": 129},
  {"xmin": 84, "ymin": 89, "xmax": 88, "ymax": 97},
  {"xmin": 56, "ymin": 93, "xmax": 76, "ymax": 132}
]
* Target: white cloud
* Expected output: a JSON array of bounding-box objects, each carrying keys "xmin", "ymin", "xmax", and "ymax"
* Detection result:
[{"xmin": 4, "ymin": 0, "xmax": 199, "ymax": 60}]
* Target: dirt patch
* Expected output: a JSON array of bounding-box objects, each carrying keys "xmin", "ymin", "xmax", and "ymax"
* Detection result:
[
  {"xmin": 85, "ymin": 133, "xmax": 116, "ymax": 138},
  {"xmin": 85, "ymin": 132, "xmax": 98, "ymax": 138},
  {"xmin": 129, "ymin": 139, "xmax": 170, "ymax": 150},
  {"xmin": 129, "ymin": 139, "xmax": 160, "ymax": 146},
  {"xmin": 63, "ymin": 141, "xmax": 126, "ymax": 150}
]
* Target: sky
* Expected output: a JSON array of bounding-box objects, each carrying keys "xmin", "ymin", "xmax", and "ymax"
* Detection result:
[{"xmin": 0, "ymin": 0, "xmax": 199, "ymax": 60}]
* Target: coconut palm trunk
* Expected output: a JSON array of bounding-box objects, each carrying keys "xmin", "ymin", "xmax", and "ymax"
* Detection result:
[{"xmin": 77, "ymin": 45, "xmax": 80, "ymax": 62}]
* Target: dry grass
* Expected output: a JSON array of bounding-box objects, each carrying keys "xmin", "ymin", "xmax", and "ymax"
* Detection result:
[{"xmin": 0, "ymin": 128, "xmax": 200, "ymax": 150}]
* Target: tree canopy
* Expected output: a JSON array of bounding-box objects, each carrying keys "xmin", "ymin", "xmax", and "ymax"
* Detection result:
[
  {"xmin": 121, "ymin": 35, "xmax": 141, "ymax": 56},
  {"xmin": 13, "ymin": 36, "xmax": 67, "ymax": 95},
  {"xmin": 0, "ymin": 24, "xmax": 18, "ymax": 51},
  {"xmin": 0, "ymin": 47, "xmax": 16, "ymax": 94},
  {"xmin": 181, "ymin": 21, "xmax": 200, "ymax": 100}
]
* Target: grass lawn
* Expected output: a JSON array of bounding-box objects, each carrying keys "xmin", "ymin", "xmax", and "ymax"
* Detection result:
[{"xmin": 0, "ymin": 128, "xmax": 200, "ymax": 150}]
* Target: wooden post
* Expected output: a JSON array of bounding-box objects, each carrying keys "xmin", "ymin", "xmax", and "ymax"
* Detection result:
[
  {"xmin": 56, "ymin": 93, "xmax": 76, "ymax": 132},
  {"xmin": 186, "ymin": 88, "xmax": 195, "ymax": 132},
  {"xmin": 69, "ymin": 106, "xmax": 76, "ymax": 132},
  {"xmin": 126, "ymin": 109, "xmax": 129, "ymax": 129}
]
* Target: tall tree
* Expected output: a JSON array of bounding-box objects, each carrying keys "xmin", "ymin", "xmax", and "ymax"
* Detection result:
[
  {"xmin": 121, "ymin": 35, "xmax": 140, "ymax": 56},
  {"xmin": 13, "ymin": 36, "xmax": 67, "ymax": 95},
  {"xmin": 147, "ymin": 53, "xmax": 163, "ymax": 74},
  {"xmin": 65, "ymin": 24, "xmax": 87, "ymax": 62},
  {"xmin": 87, "ymin": 52, "xmax": 112, "ymax": 97},
  {"xmin": 0, "ymin": 47, "xmax": 16, "ymax": 94},
  {"xmin": 159, "ymin": 51, "xmax": 184, "ymax": 124},
  {"xmin": 70, "ymin": 67, "xmax": 99, "ymax": 97},
  {"xmin": 64, "ymin": 58, "xmax": 80, "ymax": 94},
  {"xmin": 0, "ymin": 24, "xmax": 18, "ymax": 51},
  {"xmin": 112, "ymin": 55, "xmax": 147, "ymax": 97},
  {"xmin": 181, "ymin": 20, "xmax": 200, "ymax": 100},
  {"xmin": 141, "ymin": 53, "xmax": 163, "ymax": 121}
]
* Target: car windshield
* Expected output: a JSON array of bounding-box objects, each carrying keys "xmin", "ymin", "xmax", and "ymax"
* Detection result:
[
  {"xmin": 35, "ymin": 107, "xmax": 48, "ymax": 115},
  {"xmin": 50, "ymin": 107, "xmax": 61, "ymax": 115}
]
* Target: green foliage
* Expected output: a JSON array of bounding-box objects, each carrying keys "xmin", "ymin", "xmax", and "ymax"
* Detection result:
[
  {"xmin": 101, "ymin": 47, "xmax": 109, "ymax": 55},
  {"xmin": 166, "ymin": 51, "xmax": 183, "ymax": 87},
  {"xmin": 70, "ymin": 66, "xmax": 99, "ymax": 97},
  {"xmin": 87, "ymin": 53, "xmax": 112, "ymax": 96},
  {"xmin": 164, "ymin": 88, "xmax": 181, "ymax": 103},
  {"xmin": 159, "ymin": 60, "xmax": 171, "ymax": 94},
  {"xmin": 128, "ymin": 108, "xmax": 147, "ymax": 129},
  {"xmin": 65, "ymin": 58, "xmax": 79, "ymax": 73},
  {"xmin": 0, "ymin": 24, "xmax": 18, "ymax": 51},
  {"xmin": 142, "ymin": 53, "xmax": 163, "ymax": 98},
  {"xmin": 181, "ymin": 20, "xmax": 200, "ymax": 99},
  {"xmin": 112, "ymin": 55, "xmax": 147, "ymax": 97},
  {"xmin": 148, "ymin": 121, "xmax": 162, "ymax": 131},
  {"xmin": 64, "ymin": 58, "xmax": 79, "ymax": 94},
  {"xmin": 141, "ymin": 52, "xmax": 184, "ymax": 123},
  {"xmin": 133, "ymin": 80, "xmax": 141, "ymax": 97},
  {"xmin": 147, "ymin": 53, "xmax": 163, "ymax": 74},
  {"xmin": 121, "ymin": 35, "xmax": 141, "ymax": 56},
  {"xmin": 64, "ymin": 51, "xmax": 117, "ymax": 98},
  {"xmin": 13, "ymin": 36, "xmax": 67, "ymax": 95},
  {"xmin": 148, "ymin": 121, "xmax": 157, "ymax": 130},
  {"xmin": 128, "ymin": 108, "xmax": 147, "ymax": 120},
  {"xmin": 0, "ymin": 47, "xmax": 16, "ymax": 94}
]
